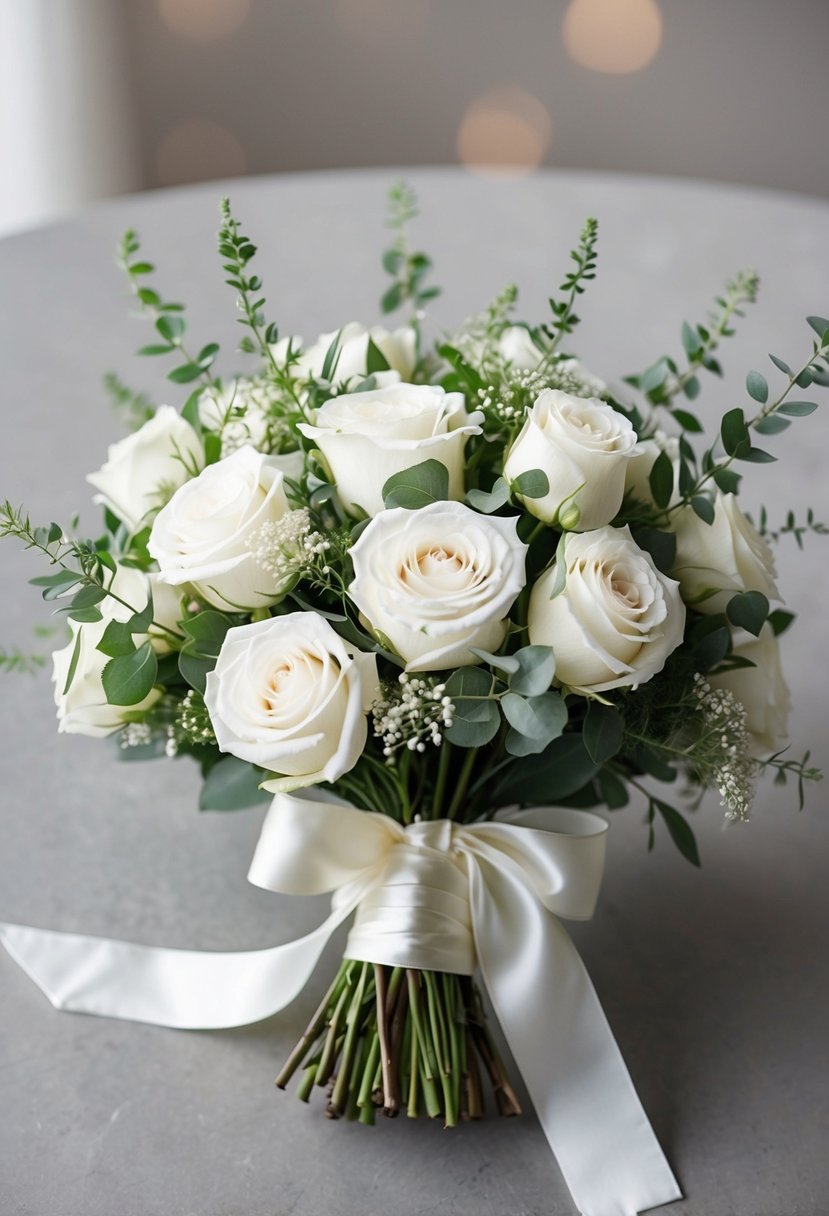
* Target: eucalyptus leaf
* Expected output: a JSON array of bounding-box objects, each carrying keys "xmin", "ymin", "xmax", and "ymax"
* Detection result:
[
  {"xmin": 199, "ymin": 757, "xmax": 271, "ymax": 811},
  {"xmin": 382, "ymin": 460, "xmax": 449, "ymax": 509},
  {"xmin": 102, "ymin": 642, "xmax": 158, "ymax": 706},
  {"xmin": 726, "ymin": 590, "xmax": 769, "ymax": 636},
  {"xmin": 583, "ymin": 701, "xmax": 623, "ymax": 765}
]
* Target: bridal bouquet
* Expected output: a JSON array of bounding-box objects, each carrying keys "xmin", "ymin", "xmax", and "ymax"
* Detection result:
[{"xmin": 2, "ymin": 183, "xmax": 825, "ymax": 1216}]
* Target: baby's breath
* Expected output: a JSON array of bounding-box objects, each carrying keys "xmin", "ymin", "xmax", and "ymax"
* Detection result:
[
  {"xmin": 247, "ymin": 508, "xmax": 331, "ymax": 581},
  {"xmin": 372, "ymin": 673, "xmax": 454, "ymax": 760},
  {"xmin": 691, "ymin": 674, "xmax": 757, "ymax": 821}
]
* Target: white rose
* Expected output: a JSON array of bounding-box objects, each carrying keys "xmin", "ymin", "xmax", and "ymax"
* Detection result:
[
  {"xmin": 528, "ymin": 525, "xmax": 686, "ymax": 692},
  {"xmin": 709, "ymin": 626, "xmax": 791, "ymax": 755},
  {"xmin": 671, "ymin": 492, "xmax": 779, "ymax": 615},
  {"xmin": 503, "ymin": 389, "xmax": 637, "ymax": 530},
  {"xmin": 275, "ymin": 322, "xmax": 417, "ymax": 383},
  {"xmin": 298, "ymin": 383, "xmax": 482, "ymax": 517},
  {"xmin": 348, "ymin": 501, "xmax": 527, "ymax": 671},
  {"xmin": 51, "ymin": 565, "xmax": 170, "ymax": 738},
  {"xmin": 87, "ymin": 406, "xmax": 203, "ymax": 532},
  {"xmin": 204, "ymin": 612, "xmax": 379, "ymax": 792},
  {"xmin": 499, "ymin": 325, "xmax": 544, "ymax": 370},
  {"xmin": 624, "ymin": 432, "xmax": 681, "ymax": 507},
  {"xmin": 148, "ymin": 445, "xmax": 292, "ymax": 610}
]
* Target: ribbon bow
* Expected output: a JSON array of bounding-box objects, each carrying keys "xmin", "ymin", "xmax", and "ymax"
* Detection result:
[{"xmin": 0, "ymin": 793, "xmax": 680, "ymax": 1216}]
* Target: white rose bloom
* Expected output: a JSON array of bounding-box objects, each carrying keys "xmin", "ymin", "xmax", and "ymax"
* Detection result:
[
  {"xmin": 298, "ymin": 383, "xmax": 482, "ymax": 517},
  {"xmin": 51, "ymin": 565, "xmax": 170, "ymax": 738},
  {"xmin": 503, "ymin": 389, "xmax": 637, "ymax": 530},
  {"xmin": 671, "ymin": 492, "xmax": 779, "ymax": 615},
  {"xmin": 348, "ymin": 501, "xmax": 528, "ymax": 671},
  {"xmin": 148, "ymin": 445, "xmax": 292, "ymax": 610},
  {"xmin": 624, "ymin": 432, "xmax": 681, "ymax": 507},
  {"xmin": 204, "ymin": 612, "xmax": 379, "ymax": 792},
  {"xmin": 499, "ymin": 325, "xmax": 544, "ymax": 370},
  {"xmin": 528, "ymin": 525, "xmax": 686, "ymax": 693},
  {"xmin": 709, "ymin": 626, "xmax": 791, "ymax": 756},
  {"xmin": 87, "ymin": 406, "xmax": 203, "ymax": 532},
  {"xmin": 274, "ymin": 322, "xmax": 417, "ymax": 383}
]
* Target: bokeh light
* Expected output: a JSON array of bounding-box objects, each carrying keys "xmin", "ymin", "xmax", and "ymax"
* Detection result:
[
  {"xmin": 156, "ymin": 119, "xmax": 246, "ymax": 186},
  {"xmin": 157, "ymin": 0, "xmax": 251, "ymax": 42},
  {"xmin": 563, "ymin": 0, "xmax": 663, "ymax": 74},
  {"xmin": 457, "ymin": 87, "xmax": 553, "ymax": 180}
]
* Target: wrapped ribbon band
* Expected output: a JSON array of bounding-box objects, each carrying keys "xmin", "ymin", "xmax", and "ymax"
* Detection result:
[{"xmin": 0, "ymin": 793, "xmax": 681, "ymax": 1216}]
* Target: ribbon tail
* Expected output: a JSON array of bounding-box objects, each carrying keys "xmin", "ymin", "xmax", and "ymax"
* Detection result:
[
  {"xmin": 0, "ymin": 899, "xmax": 355, "ymax": 1030},
  {"xmin": 468, "ymin": 856, "xmax": 682, "ymax": 1216}
]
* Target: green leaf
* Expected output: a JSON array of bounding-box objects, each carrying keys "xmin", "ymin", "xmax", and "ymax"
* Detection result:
[
  {"xmin": 199, "ymin": 757, "xmax": 271, "ymax": 811},
  {"xmin": 511, "ymin": 469, "xmax": 550, "ymax": 500},
  {"xmin": 806, "ymin": 314, "xmax": 829, "ymax": 340},
  {"xmin": 320, "ymin": 332, "xmax": 341, "ymax": 382},
  {"xmin": 583, "ymin": 701, "xmax": 623, "ymax": 765},
  {"xmin": 382, "ymin": 248, "xmax": 403, "ymax": 275},
  {"xmin": 738, "ymin": 447, "xmax": 776, "ymax": 464},
  {"xmin": 382, "ymin": 460, "xmax": 449, "ymax": 509},
  {"xmin": 767, "ymin": 609, "xmax": 795, "ymax": 637},
  {"xmin": 648, "ymin": 450, "xmax": 674, "ymax": 509},
  {"xmin": 102, "ymin": 642, "xmax": 158, "ymax": 706},
  {"xmin": 168, "ymin": 362, "xmax": 205, "ymax": 384},
  {"xmin": 62, "ymin": 630, "xmax": 83, "ymax": 695},
  {"xmin": 365, "ymin": 337, "xmax": 391, "ymax": 374},
  {"xmin": 777, "ymin": 400, "xmax": 817, "ymax": 417},
  {"xmin": 693, "ymin": 624, "xmax": 730, "ymax": 671},
  {"xmin": 631, "ymin": 526, "xmax": 676, "ymax": 575},
  {"xmin": 712, "ymin": 467, "xmax": 741, "ymax": 494},
  {"xmin": 508, "ymin": 645, "xmax": 556, "ymax": 696},
  {"xmin": 127, "ymin": 592, "xmax": 154, "ymax": 634},
  {"xmin": 68, "ymin": 584, "xmax": 107, "ymax": 611},
  {"xmin": 598, "ymin": 768, "xmax": 629, "ymax": 810},
  {"xmin": 443, "ymin": 667, "xmax": 500, "ymax": 748},
  {"xmin": 672, "ymin": 408, "xmax": 703, "ymax": 432},
  {"xmin": 181, "ymin": 611, "xmax": 234, "ymax": 654},
  {"xmin": 721, "ymin": 408, "xmax": 749, "ymax": 456},
  {"xmin": 468, "ymin": 648, "xmax": 520, "ymax": 675},
  {"xmin": 155, "ymin": 314, "xmax": 185, "ymax": 344},
  {"xmin": 681, "ymin": 321, "xmax": 703, "ymax": 357},
  {"xmin": 746, "ymin": 370, "xmax": 768, "ymax": 404},
  {"xmin": 494, "ymin": 733, "xmax": 599, "ymax": 804},
  {"xmin": 96, "ymin": 620, "xmax": 138, "ymax": 658},
  {"xmin": 466, "ymin": 478, "xmax": 511, "ymax": 513},
  {"xmin": 653, "ymin": 800, "xmax": 701, "ymax": 867},
  {"xmin": 691, "ymin": 496, "xmax": 715, "ymax": 524},
  {"xmin": 137, "ymin": 343, "xmax": 174, "ymax": 357},
  {"xmin": 381, "ymin": 282, "xmax": 404, "ymax": 315},
  {"xmin": 754, "ymin": 415, "xmax": 791, "ymax": 435},
  {"xmin": 726, "ymin": 590, "xmax": 769, "ymax": 636},
  {"xmin": 502, "ymin": 691, "xmax": 568, "ymax": 750},
  {"xmin": 67, "ymin": 607, "xmax": 103, "ymax": 624}
]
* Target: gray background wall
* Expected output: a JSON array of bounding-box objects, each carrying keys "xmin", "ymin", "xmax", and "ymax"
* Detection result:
[{"xmin": 120, "ymin": 0, "xmax": 829, "ymax": 198}]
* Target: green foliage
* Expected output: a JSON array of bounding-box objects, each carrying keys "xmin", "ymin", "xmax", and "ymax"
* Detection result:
[
  {"xmin": 178, "ymin": 611, "xmax": 235, "ymax": 694},
  {"xmin": 102, "ymin": 641, "xmax": 158, "ymax": 706},
  {"xmin": 382, "ymin": 460, "xmax": 449, "ymax": 509},
  {"xmin": 443, "ymin": 667, "xmax": 500, "ymax": 748},
  {"xmin": 380, "ymin": 181, "xmax": 441, "ymax": 324},
  {"xmin": 542, "ymin": 217, "xmax": 598, "ymax": 353},
  {"xmin": 102, "ymin": 372, "xmax": 154, "ymax": 431},
  {"xmin": 199, "ymin": 756, "xmax": 271, "ymax": 811}
]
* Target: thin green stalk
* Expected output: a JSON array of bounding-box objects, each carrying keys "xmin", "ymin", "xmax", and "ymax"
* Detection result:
[
  {"xmin": 445, "ymin": 748, "xmax": 478, "ymax": 821},
  {"xmin": 331, "ymin": 962, "xmax": 370, "ymax": 1114},
  {"xmin": 430, "ymin": 741, "xmax": 453, "ymax": 820}
]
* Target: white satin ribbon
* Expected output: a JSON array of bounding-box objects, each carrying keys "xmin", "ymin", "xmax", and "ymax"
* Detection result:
[{"xmin": 0, "ymin": 793, "xmax": 681, "ymax": 1216}]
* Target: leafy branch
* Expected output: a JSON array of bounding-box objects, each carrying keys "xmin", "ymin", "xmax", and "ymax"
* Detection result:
[
  {"xmin": 102, "ymin": 372, "xmax": 155, "ymax": 431},
  {"xmin": 761, "ymin": 749, "xmax": 822, "ymax": 811},
  {"xmin": 380, "ymin": 181, "xmax": 441, "ymax": 327},
  {"xmin": 118, "ymin": 229, "xmax": 220, "ymax": 391},
  {"xmin": 0, "ymin": 647, "xmax": 47, "ymax": 675},
  {"xmin": 537, "ymin": 217, "xmax": 598, "ymax": 360},
  {"xmin": 629, "ymin": 269, "xmax": 759, "ymax": 418}
]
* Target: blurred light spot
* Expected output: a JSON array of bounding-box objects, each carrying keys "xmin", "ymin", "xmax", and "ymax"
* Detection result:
[
  {"xmin": 156, "ymin": 120, "xmax": 246, "ymax": 186},
  {"xmin": 333, "ymin": 0, "xmax": 431, "ymax": 47},
  {"xmin": 157, "ymin": 0, "xmax": 251, "ymax": 42},
  {"xmin": 563, "ymin": 0, "xmax": 662, "ymax": 74},
  {"xmin": 457, "ymin": 88, "xmax": 553, "ymax": 180}
]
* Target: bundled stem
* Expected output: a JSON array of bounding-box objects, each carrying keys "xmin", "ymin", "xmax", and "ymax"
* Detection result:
[{"xmin": 276, "ymin": 960, "xmax": 521, "ymax": 1126}]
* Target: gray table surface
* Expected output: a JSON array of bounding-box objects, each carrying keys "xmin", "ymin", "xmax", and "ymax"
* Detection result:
[{"xmin": 1, "ymin": 168, "xmax": 827, "ymax": 1216}]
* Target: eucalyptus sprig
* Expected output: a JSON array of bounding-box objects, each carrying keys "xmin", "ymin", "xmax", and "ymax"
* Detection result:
[
  {"xmin": 118, "ymin": 229, "xmax": 221, "ymax": 392},
  {"xmin": 380, "ymin": 181, "xmax": 441, "ymax": 335},
  {"xmin": 630, "ymin": 269, "xmax": 760, "ymax": 421}
]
